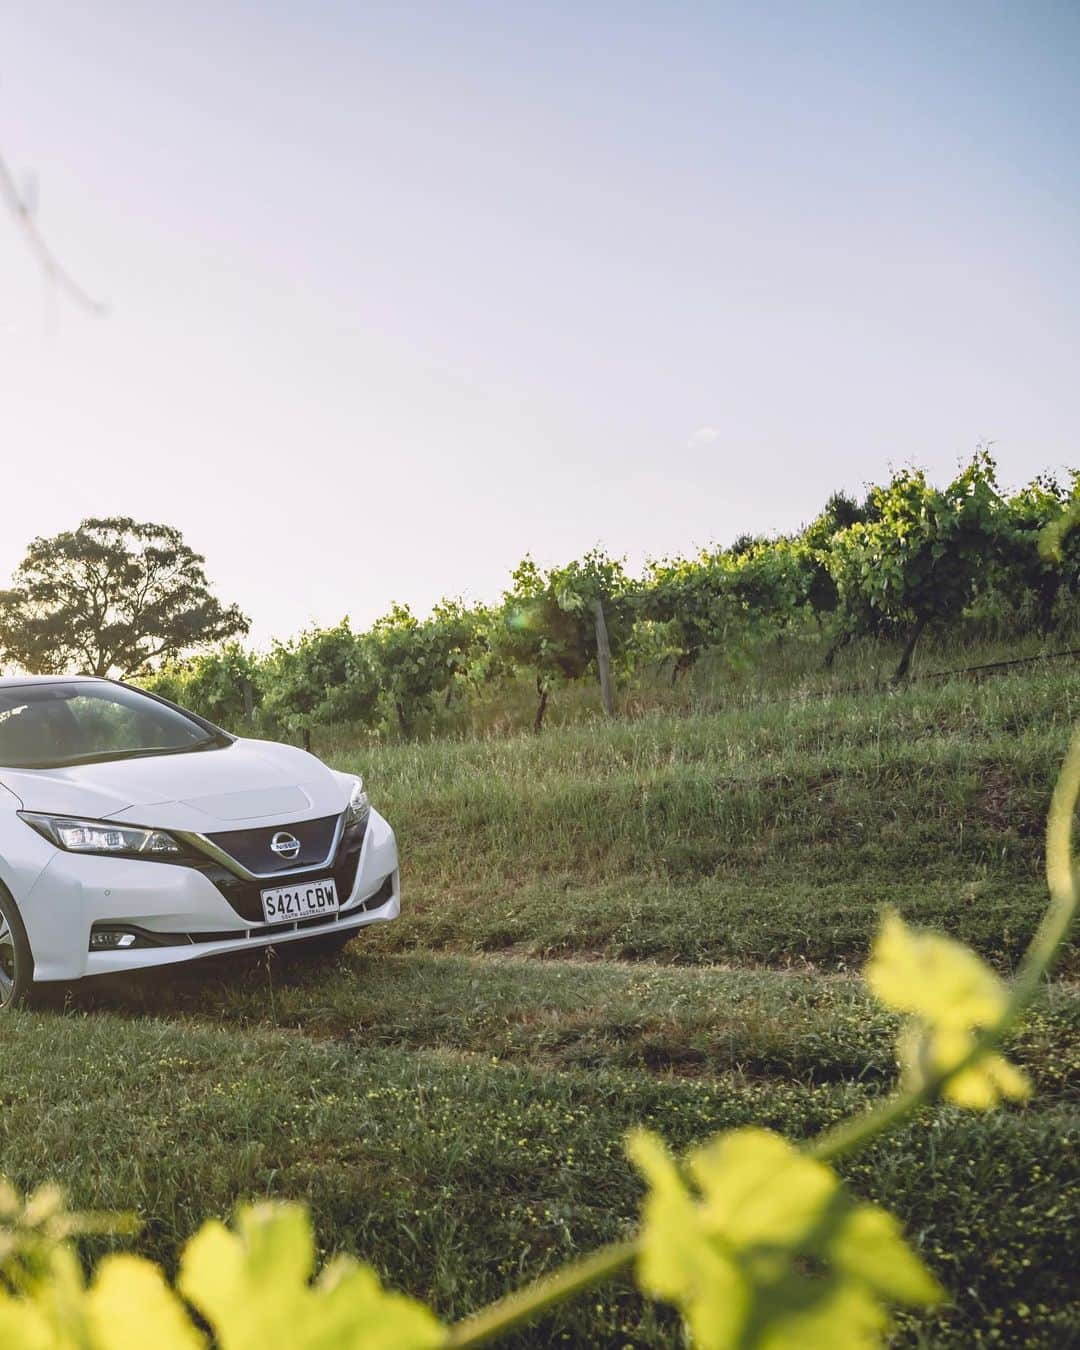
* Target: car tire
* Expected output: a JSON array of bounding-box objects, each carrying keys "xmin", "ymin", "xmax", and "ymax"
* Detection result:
[{"xmin": 0, "ymin": 883, "xmax": 34, "ymax": 1010}]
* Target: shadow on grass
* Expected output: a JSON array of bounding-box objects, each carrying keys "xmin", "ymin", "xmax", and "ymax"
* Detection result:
[{"xmin": 33, "ymin": 939, "xmax": 348, "ymax": 1021}]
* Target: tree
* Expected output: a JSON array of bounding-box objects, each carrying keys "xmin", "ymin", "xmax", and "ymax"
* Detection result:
[
  {"xmin": 141, "ymin": 643, "xmax": 261, "ymax": 729},
  {"xmin": 827, "ymin": 452, "xmax": 1009, "ymax": 684},
  {"xmin": 549, "ymin": 552, "xmax": 634, "ymax": 718},
  {"xmin": 725, "ymin": 532, "xmax": 765, "ymax": 558},
  {"xmin": 369, "ymin": 601, "xmax": 492, "ymax": 735},
  {"xmin": 726, "ymin": 537, "xmax": 813, "ymax": 629},
  {"xmin": 499, "ymin": 551, "xmax": 635, "ymax": 730},
  {"xmin": 426, "ymin": 598, "xmax": 502, "ymax": 707},
  {"xmin": 0, "ymin": 517, "xmax": 248, "ymax": 678},
  {"xmin": 640, "ymin": 553, "xmax": 739, "ymax": 683},
  {"xmin": 798, "ymin": 491, "xmax": 871, "ymax": 626},
  {"xmin": 259, "ymin": 620, "xmax": 380, "ymax": 746},
  {"xmin": 797, "ymin": 490, "xmax": 887, "ymax": 664},
  {"xmin": 998, "ymin": 473, "xmax": 1080, "ymax": 630},
  {"xmin": 642, "ymin": 539, "xmax": 816, "ymax": 685}
]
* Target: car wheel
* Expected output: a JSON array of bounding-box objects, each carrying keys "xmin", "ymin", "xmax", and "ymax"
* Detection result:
[{"xmin": 0, "ymin": 885, "xmax": 33, "ymax": 1010}]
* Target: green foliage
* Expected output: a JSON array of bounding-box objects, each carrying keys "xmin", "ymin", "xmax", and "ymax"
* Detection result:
[
  {"xmin": 0, "ymin": 517, "xmax": 248, "ymax": 678},
  {"xmin": 0, "ymin": 1183, "xmax": 166, "ymax": 1350},
  {"xmin": 0, "ymin": 1191, "xmax": 442, "ymax": 1350},
  {"xmin": 427, "ymin": 599, "xmax": 503, "ymax": 699},
  {"xmin": 228, "ymin": 604, "xmax": 497, "ymax": 742},
  {"xmin": 0, "ymin": 1181, "xmax": 134, "ymax": 1291},
  {"xmin": 369, "ymin": 601, "xmax": 492, "ymax": 735},
  {"xmin": 826, "ymin": 452, "xmax": 1009, "ymax": 678},
  {"xmin": 643, "ymin": 538, "xmax": 817, "ymax": 681},
  {"xmin": 1001, "ymin": 475, "xmax": 1072, "ymax": 615},
  {"xmin": 1038, "ymin": 486, "xmax": 1080, "ymax": 566},
  {"xmin": 5, "ymin": 456, "xmax": 1080, "ymax": 740},
  {"xmin": 867, "ymin": 912, "xmax": 1030, "ymax": 1109},
  {"xmin": 0, "ymin": 1247, "xmax": 201, "ymax": 1350},
  {"xmin": 142, "ymin": 644, "xmax": 260, "ymax": 729},
  {"xmin": 992, "ymin": 473, "xmax": 1080, "ymax": 630},
  {"xmin": 498, "ymin": 551, "xmax": 635, "ymax": 724},
  {"xmin": 798, "ymin": 491, "xmax": 874, "ymax": 618},
  {"xmin": 726, "ymin": 537, "xmax": 813, "ymax": 629},
  {"xmin": 258, "ymin": 621, "xmax": 381, "ymax": 741},
  {"xmin": 629, "ymin": 1127, "xmax": 941, "ymax": 1348},
  {"xmin": 498, "ymin": 557, "xmax": 591, "ymax": 685},
  {"xmin": 179, "ymin": 1203, "xmax": 444, "ymax": 1349},
  {"xmin": 640, "ymin": 553, "xmax": 740, "ymax": 678}
]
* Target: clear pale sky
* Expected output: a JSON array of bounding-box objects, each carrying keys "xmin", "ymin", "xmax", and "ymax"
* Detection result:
[{"xmin": 2, "ymin": 2, "xmax": 1077, "ymax": 645}]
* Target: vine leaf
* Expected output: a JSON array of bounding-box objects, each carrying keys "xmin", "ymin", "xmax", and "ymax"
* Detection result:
[
  {"xmin": 628, "ymin": 1127, "xmax": 941, "ymax": 1349},
  {"xmin": 88, "ymin": 1254, "xmax": 205, "ymax": 1349},
  {"xmin": 1039, "ymin": 500, "xmax": 1080, "ymax": 561},
  {"xmin": 866, "ymin": 911, "xmax": 1030, "ymax": 1107},
  {"xmin": 178, "ymin": 1202, "xmax": 445, "ymax": 1350},
  {"xmin": 0, "ymin": 1246, "xmax": 202, "ymax": 1350},
  {"xmin": 0, "ymin": 1283, "xmax": 54, "ymax": 1349}
]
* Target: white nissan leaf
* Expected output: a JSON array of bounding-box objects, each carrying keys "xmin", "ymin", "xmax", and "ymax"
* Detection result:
[{"xmin": 0, "ymin": 675, "xmax": 399, "ymax": 1008}]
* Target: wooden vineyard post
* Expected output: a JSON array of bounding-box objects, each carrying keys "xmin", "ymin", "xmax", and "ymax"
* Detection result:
[{"xmin": 592, "ymin": 596, "xmax": 615, "ymax": 717}]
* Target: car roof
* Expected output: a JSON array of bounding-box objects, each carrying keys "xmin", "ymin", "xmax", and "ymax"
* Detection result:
[{"xmin": 0, "ymin": 674, "xmax": 104, "ymax": 688}]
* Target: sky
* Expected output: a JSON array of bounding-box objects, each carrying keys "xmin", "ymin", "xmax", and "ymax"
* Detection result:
[{"xmin": 1, "ymin": 1, "xmax": 1078, "ymax": 646}]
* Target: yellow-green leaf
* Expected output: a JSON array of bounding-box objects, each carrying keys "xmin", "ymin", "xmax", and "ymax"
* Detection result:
[
  {"xmin": 88, "ymin": 1255, "xmax": 204, "ymax": 1350},
  {"xmin": 628, "ymin": 1129, "xmax": 749, "ymax": 1348},
  {"xmin": 866, "ymin": 912, "xmax": 1029, "ymax": 1108},
  {"xmin": 690, "ymin": 1129, "xmax": 836, "ymax": 1248},
  {"xmin": 179, "ymin": 1202, "xmax": 444, "ymax": 1350},
  {"xmin": 1039, "ymin": 501, "xmax": 1080, "ymax": 561},
  {"xmin": 0, "ymin": 1294, "xmax": 54, "ymax": 1350},
  {"xmin": 866, "ymin": 912, "xmax": 1006, "ymax": 1028},
  {"xmin": 628, "ymin": 1127, "xmax": 940, "ymax": 1349},
  {"xmin": 758, "ymin": 1279, "xmax": 888, "ymax": 1349},
  {"xmin": 827, "ymin": 1206, "xmax": 943, "ymax": 1306}
]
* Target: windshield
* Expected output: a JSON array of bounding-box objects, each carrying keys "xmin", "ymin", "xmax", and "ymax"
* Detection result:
[{"xmin": 0, "ymin": 681, "xmax": 230, "ymax": 770}]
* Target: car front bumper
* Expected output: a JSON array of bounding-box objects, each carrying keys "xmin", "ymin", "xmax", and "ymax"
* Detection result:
[{"xmin": 20, "ymin": 807, "xmax": 399, "ymax": 982}]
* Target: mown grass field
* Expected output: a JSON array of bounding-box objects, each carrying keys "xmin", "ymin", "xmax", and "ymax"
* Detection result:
[{"xmin": 2, "ymin": 655, "xmax": 1079, "ymax": 1345}]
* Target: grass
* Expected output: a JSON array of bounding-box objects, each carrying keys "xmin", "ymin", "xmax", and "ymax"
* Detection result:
[
  {"xmin": 358, "ymin": 874, "xmax": 1058, "ymax": 972},
  {"xmin": 4, "ymin": 644, "xmax": 1079, "ymax": 1345},
  {"xmin": 64, "ymin": 949, "xmax": 1080, "ymax": 1095},
  {"xmin": 346, "ymin": 668, "xmax": 1077, "ymax": 891},
  {"xmin": 332, "ymin": 664, "xmax": 1080, "ymax": 974},
  {"xmin": 1, "ymin": 983, "xmax": 1075, "ymax": 1346}
]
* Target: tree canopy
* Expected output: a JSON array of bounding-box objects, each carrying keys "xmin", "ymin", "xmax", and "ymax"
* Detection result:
[
  {"xmin": 827, "ymin": 452, "xmax": 1010, "ymax": 682},
  {"xmin": 498, "ymin": 551, "xmax": 634, "ymax": 728},
  {"xmin": 0, "ymin": 517, "xmax": 248, "ymax": 678}
]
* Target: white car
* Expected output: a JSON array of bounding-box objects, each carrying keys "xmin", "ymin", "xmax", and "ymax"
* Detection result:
[{"xmin": 0, "ymin": 675, "xmax": 399, "ymax": 1008}]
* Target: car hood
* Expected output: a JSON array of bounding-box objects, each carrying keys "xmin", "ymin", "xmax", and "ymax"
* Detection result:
[{"xmin": 0, "ymin": 737, "xmax": 349, "ymax": 832}]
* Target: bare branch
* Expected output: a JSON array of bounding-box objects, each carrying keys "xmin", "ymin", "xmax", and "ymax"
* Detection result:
[{"xmin": 0, "ymin": 149, "xmax": 106, "ymax": 314}]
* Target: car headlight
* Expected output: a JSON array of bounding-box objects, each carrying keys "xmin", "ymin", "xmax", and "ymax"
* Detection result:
[
  {"xmin": 346, "ymin": 777, "xmax": 370, "ymax": 828},
  {"xmin": 19, "ymin": 812, "xmax": 184, "ymax": 858}
]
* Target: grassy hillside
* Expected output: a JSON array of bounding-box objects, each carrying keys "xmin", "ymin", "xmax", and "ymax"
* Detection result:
[
  {"xmin": 2, "ymin": 653, "xmax": 1077, "ymax": 1346},
  {"xmin": 343, "ymin": 661, "xmax": 1078, "ymax": 972}
]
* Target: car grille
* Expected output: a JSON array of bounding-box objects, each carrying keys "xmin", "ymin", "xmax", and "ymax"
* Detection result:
[
  {"xmin": 185, "ymin": 816, "xmax": 368, "ymax": 923},
  {"xmin": 203, "ymin": 814, "xmax": 340, "ymax": 875}
]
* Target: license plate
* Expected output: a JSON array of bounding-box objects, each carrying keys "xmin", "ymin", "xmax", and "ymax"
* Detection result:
[{"xmin": 260, "ymin": 878, "xmax": 339, "ymax": 924}]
